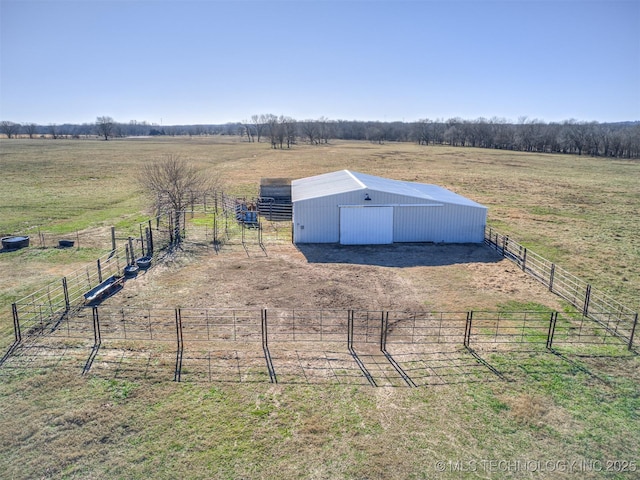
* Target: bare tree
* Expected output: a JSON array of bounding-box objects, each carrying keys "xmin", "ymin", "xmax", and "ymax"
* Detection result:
[
  {"xmin": 95, "ymin": 116, "xmax": 115, "ymax": 140},
  {"xmin": 281, "ymin": 116, "xmax": 296, "ymax": 148},
  {"xmin": 317, "ymin": 117, "xmax": 332, "ymax": 144},
  {"xmin": 47, "ymin": 123, "xmax": 58, "ymax": 139},
  {"xmin": 300, "ymin": 120, "xmax": 319, "ymax": 144},
  {"xmin": 251, "ymin": 114, "xmax": 267, "ymax": 143},
  {"xmin": 138, "ymin": 155, "xmax": 215, "ymax": 244},
  {"xmin": 23, "ymin": 123, "xmax": 38, "ymax": 139},
  {"xmin": 240, "ymin": 121, "xmax": 254, "ymax": 142},
  {"xmin": 0, "ymin": 121, "xmax": 20, "ymax": 138}
]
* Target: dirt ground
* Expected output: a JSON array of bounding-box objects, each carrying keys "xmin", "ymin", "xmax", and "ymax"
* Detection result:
[{"xmin": 106, "ymin": 241, "xmax": 565, "ymax": 314}]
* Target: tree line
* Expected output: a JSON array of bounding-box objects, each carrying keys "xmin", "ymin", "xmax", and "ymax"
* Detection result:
[{"xmin": 1, "ymin": 116, "xmax": 639, "ymax": 158}]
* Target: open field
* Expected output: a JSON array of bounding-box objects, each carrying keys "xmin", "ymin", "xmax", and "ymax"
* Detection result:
[{"xmin": 0, "ymin": 137, "xmax": 639, "ymax": 479}]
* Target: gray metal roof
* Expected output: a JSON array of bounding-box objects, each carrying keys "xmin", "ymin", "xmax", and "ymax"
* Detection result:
[{"xmin": 292, "ymin": 170, "xmax": 486, "ymax": 208}]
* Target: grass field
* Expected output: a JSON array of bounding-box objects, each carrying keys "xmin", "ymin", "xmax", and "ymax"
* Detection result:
[{"xmin": 0, "ymin": 137, "xmax": 638, "ymax": 479}]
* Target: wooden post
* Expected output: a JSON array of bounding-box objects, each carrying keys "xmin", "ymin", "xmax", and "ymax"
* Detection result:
[
  {"xmin": 139, "ymin": 223, "xmax": 145, "ymax": 256},
  {"xmin": 111, "ymin": 226, "xmax": 116, "ymax": 252},
  {"xmin": 128, "ymin": 237, "xmax": 135, "ymax": 265},
  {"xmin": 145, "ymin": 227, "xmax": 152, "ymax": 256},
  {"xmin": 521, "ymin": 247, "xmax": 527, "ymax": 272},
  {"xmin": 97, "ymin": 259, "xmax": 102, "ymax": 284},
  {"xmin": 549, "ymin": 263, "xmax": 555, "ymax": 292}
]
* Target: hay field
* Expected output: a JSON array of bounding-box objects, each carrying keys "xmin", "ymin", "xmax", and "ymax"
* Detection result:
[{"xmin": 0, "ymin": 137, "xmax": 638, "ymax": 479}]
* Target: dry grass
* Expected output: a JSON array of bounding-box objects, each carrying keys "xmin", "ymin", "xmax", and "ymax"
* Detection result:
[
  {"xmin": 1, "ymin": 137, "xmax": 637, "ymax": 308},
  {"xmin": 0, "ymin": 137, "xmax": 639, "ymax": 479}
]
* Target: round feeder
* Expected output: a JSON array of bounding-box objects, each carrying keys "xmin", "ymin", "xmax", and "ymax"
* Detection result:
[
  {"xmin": 124, "ymin": 265, "xmax": 139, "ymax": 278},
  {"xmin": 136, "ymin": 256, "xmax": 152, "ymax": 269},
  {"xmin": 58, "ymin": 239, "xmax": 75, "ymax": 248},
  {"xmin": 2, "ymin": 236, "xmax": 30, "ymax": 250}
]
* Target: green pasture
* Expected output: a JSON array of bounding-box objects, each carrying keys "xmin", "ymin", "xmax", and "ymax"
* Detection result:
[{"xmin": 0, "ymin": 137, "xmax": 638, "ymax": 479}]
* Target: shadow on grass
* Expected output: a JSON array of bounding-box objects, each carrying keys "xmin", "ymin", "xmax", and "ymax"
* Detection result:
[{"xmin": 1, "ymin": 333, "xmax": 635, "ymax": 387}]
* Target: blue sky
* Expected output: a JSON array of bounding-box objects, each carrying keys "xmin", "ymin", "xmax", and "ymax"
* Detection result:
[{"xmin": 1, "ymin": 0, "xmax": 639, "ymax": 125}]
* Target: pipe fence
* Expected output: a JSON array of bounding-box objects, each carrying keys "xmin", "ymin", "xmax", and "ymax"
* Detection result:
[
  {"xmin": 484, "ymin": 227, "xmax": 638, "ymax": 348},
  {"xmin": 2, "ymin": 306, "xmax": 635, "ymax": 384}
]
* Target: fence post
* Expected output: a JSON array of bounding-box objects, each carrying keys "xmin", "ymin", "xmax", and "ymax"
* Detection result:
[
  {"xmin": 92, "ymin": 306, "xmax": 101, "ymax": 347},
  {"xmin": 380, "ymin": 311, "xmax": 388, "ymax": 352},
  {"xmin": 147, "ymin": 222, "xmax": 153, "ymax": 255},
  {"xmin": 97, "ymin": 259, "xmax": 103, "ymax": 284},
  {"xmin": 213, "ymin": 213, "xmax": 218, "ymax": 245},
  {"xmin": 261, "ymin": 308, "xmax": 268, "ymax": 349},
  {"xmin": 502, "ymin": 236, "xmax": 508, "ymax": 256},
  {"xmin": 62, "ymin": 276, "xmax": 70, "ymax": 311},
  {"xmin": 111, "ymin": 226, "xmax": 116, "ymax": 253},
  {"xmin": 12, "ymin": 303, "xmax": 21, "ymax": 343},
  {"xmin": 139, "ymin": 223, "xmax": 145, "ymax": 256},
  {"xmin": 629, "ymin": 313, "xmax": 638, "ymax": 351},
  {"xmin": 128, "ymin": 237, "xmax": 135, "ymax": 265},
  {"xmin": 549, "ymin": 263, "xmax": 555, "ymax": 292},
  {"xmin": 347, "ymin": 310, "xmax": 354, "ymax": 349},
  {"xmin": 521, "ymin": 247, "xmax": 527, "ymax": 272},
  {"xmin": 546, "ymin": 311, "xmax": 558, "ymax": 349},
  {"xmin": 182, "ymin": 211, "xmax": 186, "ymax": 239},
  {"xmin": 583, "ymin": 284, "xmax": 592, "ymax": 317},
  {"xmin": 174, "ymin": 308, "xmax": 183, "ymax": 382},
  {"xmin": 464, "ymin": 311, "xmax": 473, "ymax": 348}
]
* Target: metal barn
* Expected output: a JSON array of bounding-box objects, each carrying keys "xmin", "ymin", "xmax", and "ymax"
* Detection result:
[{"xmin": 292, "ymin": 170, "xmax": 487, "ymax": 245}]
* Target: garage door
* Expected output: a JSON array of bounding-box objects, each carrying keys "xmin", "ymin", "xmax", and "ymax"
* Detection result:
[{"xmin": 340, "ymin": 206, "xmax": 393, "ymax": 245}]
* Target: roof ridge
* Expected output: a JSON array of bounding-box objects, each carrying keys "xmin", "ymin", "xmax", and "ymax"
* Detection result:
[{"xmin": 345, "ymin": 170, "xmax": 367, "ymax": 189}]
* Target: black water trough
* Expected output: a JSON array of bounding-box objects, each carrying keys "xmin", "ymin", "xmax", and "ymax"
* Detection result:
[
  {"xmin": 83, "ymin": 275, "xmax": 124, "ymax": 305},
  {"xmin": 58, "ymin": 239, "xmax": 75, "ymax": 248},
  {"xmin": 2, "ymin": 236, "xmax": 30, "ymax": 250},
  {"xmin": 136, "ymin": 256, "xmax": 152, "ymax": 269},
  {"xmin": 124, "ymin": 264, "xmax": 139, "ymax": 278}
]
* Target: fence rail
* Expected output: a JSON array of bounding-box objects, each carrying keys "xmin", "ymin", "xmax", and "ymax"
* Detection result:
[
  {"xmin": 7, "ymin": 306, "xmax": 637, "ymax": 352},
  {"xmin": 484, "ymin": 227, "xmax": 638, "ymax": 348},
  {"xmin": 3, "ymin": 305, "xmax": 636, "ymax": 383}
]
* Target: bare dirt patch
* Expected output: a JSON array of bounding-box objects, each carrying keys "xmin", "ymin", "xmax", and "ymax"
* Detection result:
[{"xmin": 105, "ymin": 241, "xmax": 565, "ymax": 313}]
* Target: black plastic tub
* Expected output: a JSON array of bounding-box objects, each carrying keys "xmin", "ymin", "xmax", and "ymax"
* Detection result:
[
  {"xmin": 2, "ymin": 236, "xmax": 30, "ymax": 250},
  {"xmin": 136, "ymin": 256, "xmax": 152, "ymax": 269},
  {"xmin": 124, "ymin": 265, "xmax": 139, "ymax": 278},
  {"xmin": 58, "ymin": 239, "xmax": 75, "ymax": 248}
]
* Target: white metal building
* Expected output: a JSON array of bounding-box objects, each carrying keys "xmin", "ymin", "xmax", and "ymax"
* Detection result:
[{"xmin": 292, "ymin": 170, "xmax": 487, "ymax": 245}]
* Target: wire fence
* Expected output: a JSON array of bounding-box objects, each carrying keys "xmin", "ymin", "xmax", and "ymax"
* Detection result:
[
  {"xmin": 3, "ymin": 210, "xmax": 639, "ymax": 384},
  {"xmin": 1, "ymin": 306, "xmax": 635, "ymax": 385},
  {"xmin": 484, "ymin": 227, "xmax": 638, "ymax": 349}
]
